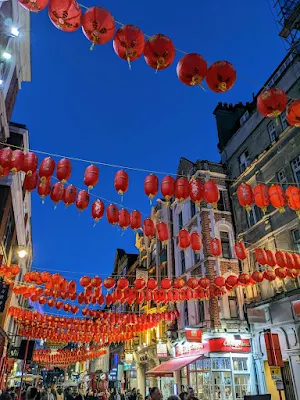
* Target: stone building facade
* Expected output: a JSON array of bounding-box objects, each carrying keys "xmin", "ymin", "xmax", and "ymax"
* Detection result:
[{"xmin": 214, "ymin": 49, "xmax": 300, "ymax": 400}]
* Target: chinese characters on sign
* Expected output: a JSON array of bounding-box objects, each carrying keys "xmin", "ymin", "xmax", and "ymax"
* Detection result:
[
  {"xmin": 0, "ymin": 280, "xmax": 9, "ymax": 313},
  {"xmin": 156, "ymin": 343, "xmax": 168, "ymax": 358}
]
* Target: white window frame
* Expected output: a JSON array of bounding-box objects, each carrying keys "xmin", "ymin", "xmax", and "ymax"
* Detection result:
[
  {"xmin": 280, "ymin": 109, "xmax": 288, "ymax": 131},
  {"xmin": 292, "ymin": 228, "xmax": 300, "ymax": 252},
  {"xmin": 291, "ymin": 155, "xmax": 300, "ymax": 184},
  {"xmin": 267, "ymin": 120, "xmax": 276, "ymax": 143},
  {"xmin": 239, "ymin": 150, "xmax": 250, "ymax": 173}
]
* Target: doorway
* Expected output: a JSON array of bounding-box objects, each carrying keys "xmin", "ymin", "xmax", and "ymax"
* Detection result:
[{"xmin": 281, "ymin": 361, "xmax": 296, "ymax": 400}]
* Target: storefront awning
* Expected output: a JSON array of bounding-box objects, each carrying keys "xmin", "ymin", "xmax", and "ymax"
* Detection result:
[{"xmin": 146, "ymin": 354, "xmax": 202, "ymax": 377}]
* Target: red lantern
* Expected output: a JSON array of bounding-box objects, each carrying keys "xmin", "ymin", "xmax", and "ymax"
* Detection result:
[
  {"xmin": 234, "ymin": 242, "xmax": 247, "ymax": 260},
  {"xmin": 144, "ymin": 174, "xmax": 158, "ymax": 201},
  {"xmin": 275, "ymin": 267, "xmax": 287, "ymax": 279},
  {"xmin": 175, "ymin": 177, "xmax": 189, "ymax": 202},
  {"xmin": 38, "ymin": 179, "xmax": 51, "ymax": 201},
  {"xmin": 187, "ymin": 277, "xmax": 198, "ymax": 289},
  {"xmin": 48, "ymin": 299, "xmax": 55, "ymax": 308},
  {"xmin": 161, "ymin": 175, "xmax": 175, "ymax": 202},
  {"xmin": 76, "ymin": 190, "xmax": 90, "ymax": 211},
  {"xmin": 204, "ymin": 180, "xmax": 219, "ymax": 209},
  {"xmin": 106, "ymin": 204, "xmax": 119, "ymax": 225},
  {"xmin": 68, "ymin": 280, "xmax": 77, "ymax": 294},
  {"xmin": 286, "ymin": 186, "xmax": 300, "ymax": 218},
  {"xmin": 210, "ymin": 238, "xmax": 222, "ymax": 257},
  {"xmin": 104, "ymin": 277, "xmax": 115, "ymax": 290},
  {"xmin": 176, "ymin": 53, "xmax": 207, "ymax": 86},
  {"xmin": 286, "ymin": 99, "xmax": 300, "ymax": 127},
  {"xmin": 113, "ymin": 24, "xmax": 145, "ymax": 64},
  {"xmin": 24, "ymin": 172, "xmax": 38, "ymax": 192},
  {"xmin": 118, "ymin": 209, "xmax": 130, "ymax": 230},
  {"xmin": 143, "ymin": 218, "xmax": 155, "ymax": 238},
  {"xmin": 257, "ymin": 88, "xmax": 287, "ymax": 118},
  {"xmin": 10, "ymin": 150, "xmax": 24, "ymax": 173},
  {"xmin": 266, "ymin": 250, "xmax": 277, "ymax": 267},
  {"xmin": 190, "ymin": 231, "xmax": 202, "ymax": 253},
  {"xmin": 253, "ymin": 184, "xmax": 270, "ymax": 213},
  {"xmin": 80, "ymin": 276, "xmax": 91, "ymax": 287},
  {"xmin": 82, "ymin": 7, "xmax": 115, "ymax": 46},
  {"xmin": 147, "ymin": 278, "xmax": 157, "ymax": 290},
  {"xmin": 238, "ymin": 273, "xmax": 250, "ymax": 286},
  {"xmin": 39, "ymin": 157, "xmax": 55, "ymax": 182},
  {"xmin": 130, "ymin": 210, "xmax": 142, "ymax": 231},
  {"xmin": 214, "ymin": 276, "xmax": 225, "ymax": 287},
  {"xmin": 237, "ymin": 183, "xmax": 254, "ymax": 212},
  {"xmin": 161, "ymin": 278, "xmax": 172, "ymax": 290},
  {"xmin": 63, "ymin": 304, "xmax": 71, "ymax": 312},
  {"xmin": 134, "ymin": 278, "xmax": 146, "ymax": 290},
  {"xmin": 189, "ymin": 178, "xmax": 204, "ymax": 207},
  {"xmin": 114, "ymin": 170, "xmax": 129, "ymax": 196},
  {"xmin": 263, "ymin": 270, "xmax": 276, "ymax": 282},
  {"xmin": 23, "ymin": 152, "xmax": 38, "ymax": 176},
  {"xmin": 84, "ymin": 165, "xmax": 99, "ymax": 190},
  {"xmin": 63, "ymin": 184, "xmax": 77, "ymax": 206},
  {"xmin": 226, "ymin": 275, "xmax": 238, "ymax": 288},
  {"xmin": 198, "ymin": 277, "xmax": 210, "ymax": 289},
  {"xmin": 117, "ymin": 277, "xmax": 129, "ymax": 290},
  {"xmin": 49, "ymin": 0, "xmax": 82, "ymax": 32},
  {"xmin": 178, "ymin": 229, "xmax": 191, "ymax": 250},
  {"xmin": 255, "ymin": 248, "xmax": 267, "ymax": 265},
  {"xmin": 275, "ymin": 250, "xmax": 286, "ymax": 268},
  {"xmin": 144, "ymin": 34, "xmax": 175, "ymax": 70},
  {"xmin": 0, "ymin": 166, "xmax": 10, "ymax": 177},
  {"xmin": 92, "ymin": 200, "xmax": 105, "ymax": 222},
  {"xmin": 285, "ymin": 253, "xmax": 295, "ymax": 270},
  {"xmin": 0, "ymin": 147, "xmax": 12, "ymax": 169},
  {"xmin": 206, "ymin": 61, "xmax": 236, "ymax": 92},
  {"xmin": 56, "ymin": 301, "xmax": 63, "ymax": 310},
  {"xmin": 251, "ymin": 271, "xmax": 263, "ymax": 283},
  {"xmin": 56, "ymin": 158, "xmax": 71, "ymax": 183},
  {"xmin": 156, "ymin": 222, "xmax": 169, "ymax": 244},
  {"xmin": 91, "ymin": 276, "xmax": 102, "ymax": 288},
  {"xmin": 18, "ymin": 0, "xmax": 49, "ymax": 12},
  {"xmin": 292, "ymin": 253, "xmax": 300, "ymax": 270},
  {"xmin": 268, "ymin": 185, "xmax": 286, "ymax": 213},
  {"xmin": 52, "ymin": 273, "xmax": 63, "ymax": 285},
  {"xmin": 50, "ymin": 182, "xmax": 65, "ymax": 205}
]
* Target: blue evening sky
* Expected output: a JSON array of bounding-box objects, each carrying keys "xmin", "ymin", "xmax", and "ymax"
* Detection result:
[{"xmin": 13, "ymin": 0, "xmax": 287, "ymax": 286}]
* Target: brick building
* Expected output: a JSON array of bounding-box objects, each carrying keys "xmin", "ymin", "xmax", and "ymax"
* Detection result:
[{"xmin": 214, "ymin": 49, "xmax": 300, "ymax": 400}]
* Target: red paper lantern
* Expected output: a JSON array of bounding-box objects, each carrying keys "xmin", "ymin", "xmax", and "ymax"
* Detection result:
[
  {"xmin": 144, "ymin": 34, "xmax": 175, "ymax": 70},
  {"xmin": 238, "ymin": 273, "xmax": 250, "ymax": 286},
  {"xmin": 92, "ymin": 200, "xmax": 105, "ymax": 222},
  {"xmin": 143, "ymin": 218, "xmax": 155, "ymax": 238},
  {"xmin": 23, "ymin": 152, "xmax": 38, "ymax": 176},
  {"xmin": 56, "ymin": 158, "xmax": 71, "ymax": 183},
  {"xmin": 161, "ymin": 175, "xmax": 175, "ymax": 202},
  {"xmin": 144, "ymin": 174, "xmax": 158, "ymax": 201},
  {"xmin": 10, "ymin": 150, "xmax": 24, "ymax": 173},
  {"xmin": 118, "ymin": 209, "xmax": 130, "ymax": 230},
  {"xmin": 91, "ymin": 276, "xmax": 102, "ymax": 288},
  {"xmin": 173, "ymin": 278, "xmax": 185, "ymax": 289},
  {"xmin": 18, "ymin": 0, "xmax": 49, "ymax": 12},
  {"xmin": 237, "ymin": 183, "xmax": 254, "ymax": 212},
  {"xmin": 39, "ymin": 157, "xmax": 55, "ymax": 181},
  {"xmin": 206, "ymin": 61, "xmax": 236, "ymax": 92},
  {"xmin": 214, "ymin": 276, "xmax": 225, "ymax": 287},
  {"xmin": 234, "ymin": 242, "xmax": 247, "ymax": 260},
  {"xmin": 37, "ymin": 179, "xmax": 51, "ymax": 201},
  {"xmin": 210, "ymin": 238, "xmax": 222, "ymax": 257},
  {"xmin": 268, "ymin": 185, "xmax": 286, "ymax": 213},
  {"xmin": 226, "ymin": 275, "xmax": 238, "ymax": 288},
  {"xmin": 263, "ymin": 270, "xmax": 276, "ymax": 281},
  {"xmin": 189, "ymin": 178, "xmax": 204, "ymax": 206},
  {"xmin": 48, "ymin": 299, "xmax": 55, "ymax": 308},
  {"xmin": 52, "ymin": 273, "xmax": 63, "ymax": 285},
  {"xmin": 190, "ymin": 231, "xmax": 202, "ymax": 253},
  {"xmin": 130, "ymin": 210, "xmax": 142, "ymax": 231},
  {"xmin": 56, "ymin": 301, "xmax": 63, "ymax": 310},
  {"xmin": 63, "ymin": 304, "xmax": 71, "ymax": 312},
  {"xmin": 251, "ymin": 271, "xmax": 263, "ymax": 283},
  {"xmin": 0, "ymin": 166, "xmax": 10, "ymax": 177},
  {"xmin": 178, "ymin": 229, "xmax": 191, "ymax": 250},
  {"xmin": 84, "ymin": 165, "xmax": 99, "ymax": 190},
  {"xmin": 113, "ymin": 24, "xmax": 145, "ymax": 63},
  {"xmin": 286, "ymin": 186, "xmax": 300, "ymax": 217},
  {"xmin": 68, "ymin": 280, "xmax": 77, "ymax": 294},
  {"xmin": 175, "ymin": 177, "xmax": 189, "ymax": 202},
  {"xmin": 275, "ymin": 250, "xmax": 287, "ymax": 268},
  {"xmin": 114, "ymin": 170, "xmax": 129, "ymax": 196},
  {"xmin": 80, "ymin": 276, "xmax": 91, "ymax": 287},
  {"xmin": 176, "ymin": 53, "xmax": 207, "ymax": 86},
  {"xmin": 134, "ymin": 278, "xmax": 146, "ymax": 290},
  {"xmin": 292, "ymin": 253, "xmax": 300, "ymax": 270},
  {"xmin": 257, "ymin": 88, "xmax": 287, "ymax": 118},
  {"xmin": 156, "ymin": 222, "xmax": 169, "ymax": 244},
  {"xmin": 253, "ymin": 184, "xmax": 270, "ymax": 213},
  {"xmin": 82, "ymin": 7, "xmax": 115, "ymax": 46},
  {"xmin": 76, "ymin": 190, "xmax": 90, "ymax": 211},
  {"xmin": 106, "ymin": 204, "xmax": 119, "ymax": 225},
  {"xmin": 286, "ymin": 99, "xmax": 300, "ymax": 127},
  {"xmin": 285, "ymin": 253, "xmax": 295, "ymax": 270},
  {"xmin": 266, "ymin": 249, "xmax": 277, "ymax": 267},
  {"xmin": 198, "ymin": 277, "xmax": 210, "ymax": 289},
  {"xmin": 0, "ymin": 147, "xmax": 12, "ymax": 169},
  {"xmin": 24, "ymin": 172, "xmax": 38, "ymax": 192},
  {"xmin": 104, "ymin": 277, "xmax": 115, "ymax": 290},
  {"xmin": 49, "ymin": 0, "xmax": 82, "ymax": 32},
  {"xmin": 161, "ymin": 278, "xmax": 172, "ymax": 290},
  {"xmin": 255, "ymin": 248, "xmax": 268, "ymax": 265},
  {"xmin": 117, "ymin": 277, "xmax": 129, "ymax": 290},
  {"xmin": 275, "ymin": 267, "xmax": 287, "ymax": 279},
  {"xmin": 147, "ymin": 278, "xmax": 158, "ymax": 290},
  {"xmin": 187, "ymin": 277, "xmax": 198, "ymax": 289},
  {"xmin": 64, "ymin": 184, "xmax": 77, "ymax": 206},
  {"xmin": 204, "ymin": 180, "xmax": 220, "ymax": 209},
  {"xmin": 50, "ymin": 182, "xmax": 65, "ymax": 205}
]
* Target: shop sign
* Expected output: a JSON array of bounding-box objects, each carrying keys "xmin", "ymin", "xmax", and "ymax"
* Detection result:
[
  {"xmin": 125, "ymin": 353, "xmax": 133, "ymax": 364},
  {"xmin": 156, "ymin": 343, "xmax": 168, "ymax": 358},
  {"xmin": 270, "ymin": 366, "xmax": 282, "ymax": 380},
  {"xmin": 175, "ymin": 342, "xmax": 204, "ymax": 357},
  {"xmin": 0, "ymin": 281, "xmax": 9, "ymax": 313},
  {"xmin": 247, "ymin": 309, "xmax": 267, "ymax": 323},
  {"xmin": 292, "ymin": 300, "xmax": 300, "ymax": 319},
  {"xmin": 8, "ymin": 346, "xmax": 20, "ymax": 359},
  {"xmin": 276, "ymin": 380, "xmax": 284, "ymax": 391},
  {"xmin": 185, "ymin": 328, "xmax": 202, "ymax": 343},
  {"xmin": 209, "ymin": 338, "xmax": 251, "ymax": 353}
]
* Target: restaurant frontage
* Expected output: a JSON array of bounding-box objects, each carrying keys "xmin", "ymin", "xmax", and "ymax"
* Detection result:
[{"xmin": 146, "ymin": 336, "xmax": 256, "ymax": 400}]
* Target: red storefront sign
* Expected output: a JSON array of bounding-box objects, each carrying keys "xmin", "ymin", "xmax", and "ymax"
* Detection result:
[
  {"xmin": 209, "ymin": 338, "xmax": 251, "ymax": 353},
  {"xmin": 175, "ymin": 342, "xmax": 205, "ymax": 357},
  {"xmin": 264, "ymin": 332, "xmax": 284, "ymax": 367},
  {"xmin": 185, "ymin": 329, "xmax": 202, "ymax": 343}
]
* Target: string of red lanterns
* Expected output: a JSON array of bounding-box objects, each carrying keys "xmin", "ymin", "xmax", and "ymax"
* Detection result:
[{"xmin": 33, "ymin": 347, "xmax": 107, "ymax": 366}]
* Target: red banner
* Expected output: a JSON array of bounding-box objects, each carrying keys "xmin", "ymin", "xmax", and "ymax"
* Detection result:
[
  {"xmin": 185, "ymin": 329, "xmax": 202, "ymax": 343},
  {"xmin": 208, "ymin": 338, "xmax": 251, "ymax": 353}
]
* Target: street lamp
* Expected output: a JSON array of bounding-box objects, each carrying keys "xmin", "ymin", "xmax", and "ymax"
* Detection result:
[{"xmin": 17, "ymin": 247, "xmax": 28, "ymax": 259}]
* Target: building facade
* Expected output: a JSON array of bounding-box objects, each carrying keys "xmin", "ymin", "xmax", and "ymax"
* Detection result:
[{"xmin": 215, "ymin": 49, "xmax": 300, "ymax": 400}]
